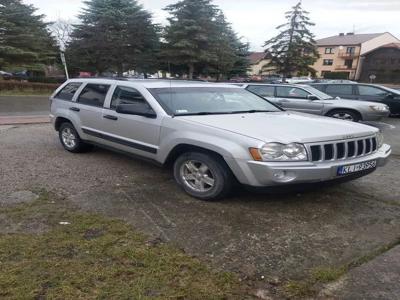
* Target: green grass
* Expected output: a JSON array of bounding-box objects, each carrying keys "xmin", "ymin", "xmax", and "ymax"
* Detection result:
[
  {"xmin": 0, "ymin": 191, "xmax": 247, "ymax": 299},
  {"xmin": 0, "ymin": 89, "xmax": 52, "ymax": 96}
]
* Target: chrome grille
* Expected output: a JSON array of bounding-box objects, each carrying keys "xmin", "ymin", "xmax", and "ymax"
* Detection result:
[{"xmin": 308, "ymin": 136, "xmax": 377, "ymax": 162}]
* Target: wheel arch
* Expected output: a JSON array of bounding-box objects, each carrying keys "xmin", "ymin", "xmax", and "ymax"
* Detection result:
[
  {"xmin": 325, "ymin": 108, "xmax": 362, "ymax": 121},
  {"xmin": 54, "ymin": 116, "xmax": 72, "ymax": 131}
]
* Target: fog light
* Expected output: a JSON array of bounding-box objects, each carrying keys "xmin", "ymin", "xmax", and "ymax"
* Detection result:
[{"xmin": 272, "ymin": 170, "xmax": 296, "ymax": 182}]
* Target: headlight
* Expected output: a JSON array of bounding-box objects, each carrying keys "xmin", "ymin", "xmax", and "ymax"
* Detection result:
[
  {"xmin": 250, "ymin": 143, "xmax": 308, "ymax": 161},
  {"xmin": 369, "ymin": 105, "xmax": 389, "ymax": 112},
  {"xmin": 376, "ymin": 132, "xmax": 384, "ymax": 148}
]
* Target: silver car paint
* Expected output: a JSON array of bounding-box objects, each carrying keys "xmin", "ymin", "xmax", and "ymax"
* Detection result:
[
  {"xmin": 50, "ymin": 79, "xmax": 391, "ymax": 187},
  {"xmin": 243, "ymin": 83, "xmax": 389, "ymax": 121}
]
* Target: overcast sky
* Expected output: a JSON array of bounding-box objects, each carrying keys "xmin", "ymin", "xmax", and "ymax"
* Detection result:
[{"xmin": 24, "ymin": 0, "xmax": 400, "ymax": 51}]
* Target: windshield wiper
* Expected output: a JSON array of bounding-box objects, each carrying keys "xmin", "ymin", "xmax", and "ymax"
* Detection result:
[
  {"xmin": 175, "ymin": 111, "xmax": 233, "ymax": 116},
  {"xmin": 229, "ymin": 110, "xmax": 276, "ymax": 114}
]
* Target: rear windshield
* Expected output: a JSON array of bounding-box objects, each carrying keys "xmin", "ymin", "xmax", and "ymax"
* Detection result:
[{"xmin": 148, "ymin": 87, "xmax": 281, "ymax": 116}]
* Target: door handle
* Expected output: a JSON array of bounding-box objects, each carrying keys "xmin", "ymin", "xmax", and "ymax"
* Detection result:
[
  {"xmin": 103, "ymin": 115, "xmax": 118, "ymax": 121},
  {"xmin": 69, "ymin": 107, "xmax": 80, "ymax": 112}
]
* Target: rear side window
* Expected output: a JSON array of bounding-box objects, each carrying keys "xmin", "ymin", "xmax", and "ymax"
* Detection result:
[
  {"xmin": 326, "ymin": 85, "xmax": 353, "ymax": 95},
  {"xmin": 77, "ymin": 84, "xmax": 110, "ymax": 107},
  {"xmin": 110, "ymin": 86, "xmax": 150, "ymax": 109},
  {"xmin": 247, "ymin": 85, "xmax": 275, "ymax": 97},
  {"xmin": 358, "ymin": 85, "xmax": 387, "ymax": 96},
  {"xmin": 276, "ymin": 86, "xmax": 309, "ymax": 99},
  {"xmin": 55, "ymin": 83, "xmax": 82, "ymax": 101}
]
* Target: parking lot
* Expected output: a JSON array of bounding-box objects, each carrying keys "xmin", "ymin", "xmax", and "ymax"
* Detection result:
[{"xmin": 1, "ymin": 115, "xmax": 399, "ymax": 297}]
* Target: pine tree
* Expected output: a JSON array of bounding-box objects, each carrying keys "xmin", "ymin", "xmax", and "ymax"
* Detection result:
[
  {"xmin": 263, "ymin": 1, "xmax": 319, "ymax": 79},
  {"xmin": 67, "ymin": 0, "xmax": 160, "ymax": 76},
  {"xmin": 0, "ymin": 0, "xmax": 57, "ymax": 72},
  {"xmin": 162, "ymin": 0, "xmax": 249, "ymax": 79}
]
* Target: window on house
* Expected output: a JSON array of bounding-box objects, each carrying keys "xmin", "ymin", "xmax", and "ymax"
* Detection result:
[
  {"xmin": 77, "ymin": 84, "xmax": 110, "ymax": 107},
  {"xmin": 344, "ymin": 59, "xmax": 353, "ymax": 69},
  {"xmin": 325, "ymin": 48, "xmax": 334, "ymax": 54},
  {"xmin": 346, "ymin": 47, "xmax": 356, "ymax": 54},
  {"xmin": 323, "ymin": 59, "xmax": 334, "ymax": 66}
]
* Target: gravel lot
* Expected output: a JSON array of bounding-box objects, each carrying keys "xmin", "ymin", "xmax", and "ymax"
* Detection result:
[{"xmin": 1, "ymin": 118, "xmax": 400, "ymax": 293}]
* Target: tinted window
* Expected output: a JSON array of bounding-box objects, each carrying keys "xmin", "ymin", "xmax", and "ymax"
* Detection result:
[
  {"xmin": 247, "ymin": 85, "xmax": 275, "ymax": 97},
  {"xmin": 77, "ymin": 84, "xmax": 110, "ymax": 107},
  {"xmin": 111, "ymin": 86, "xmax": 149, "ymax": 109},
  {"xmin": 55, "ymin": 83, "xmax": 82, "ymax": 101},
  {"xmin": 326, "ymin": 85, "xmax": 353, "ymax": 95},
  {"xmin": 358, "ymin": 85, "xmax": 387, "ymax": 96},
  {"xmin": 276, "ymin": 87, "xmax": 309, "ymax": 99}
]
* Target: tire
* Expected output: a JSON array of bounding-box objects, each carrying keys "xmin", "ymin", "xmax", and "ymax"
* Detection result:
[
  {"xmin": 58, "ymin": 122, "xmax": 92, "ymax": 153},
  {"xmin": 326, "ymin": 109, "xmax": 360, "ymax": 122},
  {"xmin": 173, "ymin": 152, "xmax": 234, "ymax": 201}
]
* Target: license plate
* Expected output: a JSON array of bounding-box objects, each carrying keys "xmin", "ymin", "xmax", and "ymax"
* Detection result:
[{"xmin": 337, "ymin": 160, "xmax": 377, "ymax": 176}]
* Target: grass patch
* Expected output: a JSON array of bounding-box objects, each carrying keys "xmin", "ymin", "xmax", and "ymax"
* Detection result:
[
  {"xmin": 0, "ymin": 191, "xmax": 247, "ymax": 299},
  {"xmin": 311, "ymin": 266, "xmax": 346, "ymax": 283}
]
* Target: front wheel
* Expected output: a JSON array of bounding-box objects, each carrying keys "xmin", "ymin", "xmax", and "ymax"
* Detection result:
[
  {"xmin": 173, "ymin": 152, "xmax": 234, "ymax": 201},
  {"xmin": 326, "ymin": 109, "xmax": 360, "ymax": 122}
]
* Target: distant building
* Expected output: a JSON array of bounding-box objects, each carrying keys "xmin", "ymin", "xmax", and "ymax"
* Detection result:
[
  {"xmin": 247, "ymin": 52, "xmax": 274, "ymax": 76},
  {"xmin": 312, "ymin": 32, "xmax": 400, "ymax": 80},
  {"xmin": 359, "ymin": 43, "xmax": 400, "ymax": 83}
]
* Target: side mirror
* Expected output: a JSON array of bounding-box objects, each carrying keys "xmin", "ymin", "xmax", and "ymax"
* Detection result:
[
  {"xmin": 116, "ymin": 103, "xmax": 157, "ymax": 118},
  {"xmin": 307, "ymin": 95, "xmax": 319, "ymax": 100}
]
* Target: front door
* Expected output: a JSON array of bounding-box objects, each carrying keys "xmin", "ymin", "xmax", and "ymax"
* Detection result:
[{"xmin": 97, "ymin": 85, "xmax": 161, "ymax": 159}]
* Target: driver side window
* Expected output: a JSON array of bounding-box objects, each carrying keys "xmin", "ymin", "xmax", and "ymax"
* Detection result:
[
  {"xmin": 111, "ymin": 86, "xmax": 152, "ymax": 110},
  {"xmin": 358, "ymin": 85, "xmax": 387, "ymax": 96},
  {"xmin": 276, "ymin": 87, "xmax": 310, "ymax": 99}
]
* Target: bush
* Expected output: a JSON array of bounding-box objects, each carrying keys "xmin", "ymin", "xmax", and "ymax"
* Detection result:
[
  {"xmin": 0, "ymin": 81, "xmax": 60, "ymax": 94},
  {"xmin": 28, "ymin": 77, "xmax": 66, "ymax": 84}
]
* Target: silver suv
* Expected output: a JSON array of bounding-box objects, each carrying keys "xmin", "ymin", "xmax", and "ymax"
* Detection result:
[
  {"xmin": 243, "ymin": 83, "xmax": 390, "ymax": 122},
  {"xmin": 50, "ymin": 79, "xmax": 391, "ymax": 200}
]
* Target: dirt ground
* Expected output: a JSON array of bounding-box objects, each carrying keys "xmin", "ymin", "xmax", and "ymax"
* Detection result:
[{"xmin": 1, "ymin": 118, "xmax": 399, "ymax": 297}]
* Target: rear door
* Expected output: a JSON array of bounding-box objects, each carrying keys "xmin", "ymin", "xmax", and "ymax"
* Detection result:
[
  {"xmin": 325, "ymin": 84, "xmax": 356, "ymax": 99},
  {"xmin": 96, "ymin": 85, "xmax": 161, "ymax": 158},
  {"xmin": 275, "ymin": 86, "xmax": 324, "ymax": 114},
  {"xmin": 73, "ymin": 83, "xmax": 112, "ymax": 142}
]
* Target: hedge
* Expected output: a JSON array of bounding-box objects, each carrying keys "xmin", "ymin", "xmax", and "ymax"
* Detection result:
[{"xmin": 0, "ymin": 81, "xmax": 60, "ymax": 92}]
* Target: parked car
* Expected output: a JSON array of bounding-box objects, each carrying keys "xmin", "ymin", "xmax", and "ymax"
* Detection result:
[
  {"xmin": 309, "ymin": 83, "xmax": 400, "ymax": 116},
  {"xmin": 243, "ymin": 83, "xmax": 390, "ymax": 122},
  {"xmin": 50, "ymin": 79, "xmax": 391, "ymax": 200},
  {"xmin": 0, "ymin": 70, "xmax": 13, "ymax": 80}
]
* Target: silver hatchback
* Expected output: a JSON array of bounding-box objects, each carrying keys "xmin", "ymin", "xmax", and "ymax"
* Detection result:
[{"xmin": 243, "ymin": 83, "xmax": 390, "ymax": 122}]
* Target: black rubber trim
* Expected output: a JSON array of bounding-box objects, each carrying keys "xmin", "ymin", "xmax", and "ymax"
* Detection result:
[{"xmin": 82, "ymin": 128, "xmax": 157, "ymax": 154}]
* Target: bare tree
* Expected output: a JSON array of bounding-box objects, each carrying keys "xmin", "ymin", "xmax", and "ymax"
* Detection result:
[{"xmin": 50, "ymin": 18, "xmax": 73, "ymax": 51}]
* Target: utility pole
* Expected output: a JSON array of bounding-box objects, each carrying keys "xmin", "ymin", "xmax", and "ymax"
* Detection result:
[{"xmin": 60, "ymin": 51, "xmax": 69, "ymax": 80}]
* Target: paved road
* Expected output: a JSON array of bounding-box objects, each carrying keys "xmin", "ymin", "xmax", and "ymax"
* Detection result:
[
  {"xmin": 1, "ymin": 120, "xmax": 399, "ymax": 296},
  {"xmin": 0, "ymin": 96, "xmax": 49, "ymax": 116}
]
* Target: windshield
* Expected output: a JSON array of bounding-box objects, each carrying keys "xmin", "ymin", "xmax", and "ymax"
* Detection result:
[
  {"xmin": 304, "ymin": 86, "xmax": 335, "ymax": 100},
  {"xmin": 381, "ymin": 86, "xmax": 400, "ymax": 95},
  {"xmin": 148, "ymin": 87, "xmax": 282, "ymax": 116}
]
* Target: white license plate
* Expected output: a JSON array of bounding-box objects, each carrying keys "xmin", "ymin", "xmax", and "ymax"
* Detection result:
[{"xmin": 337, "ymin": 160, "xmax": 377, "ymax": 176}]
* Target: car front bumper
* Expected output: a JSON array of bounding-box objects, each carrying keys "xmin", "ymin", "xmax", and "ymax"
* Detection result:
[
  {"xmin": 362, "ymin": 111, "xmax": 390, "ymax": 121},
  {"xmin": 226, "ymin": 144, "xmax": 391, "ymax": 187}
]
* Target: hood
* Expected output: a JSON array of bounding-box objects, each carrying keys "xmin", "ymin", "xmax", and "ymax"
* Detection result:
[{"xmin": 180, "ymin": 111, "xmax": 377, "ymax": 144}]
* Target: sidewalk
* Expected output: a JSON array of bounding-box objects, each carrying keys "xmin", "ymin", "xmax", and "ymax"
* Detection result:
[
  {"xmin": 0, "ymin": 115, "xmax": 49, "ymax": 125},
  {"xmin": 319, "ymin": 245, "xmax": 400, "ymax": 299}
]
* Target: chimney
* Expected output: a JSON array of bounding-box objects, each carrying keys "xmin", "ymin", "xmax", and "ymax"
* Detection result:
[
  {"xmin": 346, "ymin": 32, "xmax": 354, "ymax": 35},
  {"xmin": 339, "ymin": 33, "xmax": 345, "ymax": 36}
]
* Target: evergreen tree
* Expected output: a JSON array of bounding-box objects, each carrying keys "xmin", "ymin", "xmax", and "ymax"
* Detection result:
[
  {"xmin": 0, "ymin": 0, "xmax": 57, "ymax": 72},
  {"xmin": 67, "ymin": 0, "xmax": 160, "ymax": 76},
  {"xmin": 263, "ymin": 1, "xmax": 319, "ymax": 79},
  {"xmin": 162, "ymin": 0, "xmax": 249, "ymax": 79}
]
